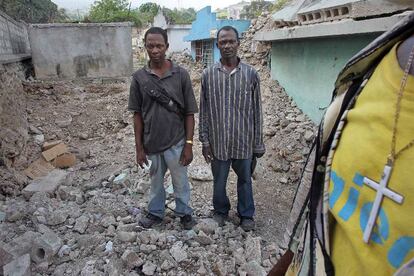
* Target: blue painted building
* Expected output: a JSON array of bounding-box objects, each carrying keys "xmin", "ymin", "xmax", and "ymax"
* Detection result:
[{"xmin": 184, "ymin": 6, "xmax": 250, "ymax": 67}]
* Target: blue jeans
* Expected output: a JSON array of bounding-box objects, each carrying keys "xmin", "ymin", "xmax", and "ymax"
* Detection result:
[
  {"xmin": 211, "ymin": 158, "xmax": 255, "ymax": 218},
  {"xmin": 147, "ymin": 140, "xmax": 192, "ymax": 218}
]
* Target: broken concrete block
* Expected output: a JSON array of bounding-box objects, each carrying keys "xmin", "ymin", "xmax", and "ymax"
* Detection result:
[
  {"xmin": 116, "ymin": 231, "xmax": 137, "ymax": 243},
  {"xmin": 121, "ymin": 250, "xmax": 143, "ymax": 269},
  {"xmin": 5, "ymin": 231, "xmax": 40, "ymax": 258},
  {"xmin": 31, "ymin": 230, "xmax": 62, "ymax": 263},
  {"xmin": 23, "ymin": 170, "xmax": 67, "ymax": 199},
  {"xmin": 3, "ymin": 254, "xmax": 31, "ymax": 276},
  {"xmin": 35, "ymin": 261, "xmax": 49, "ymax": 273},
  {"xmin": 45, "ymin": 209, "xmax": 68, "ymax": 226},
  {"xmin": 0, "ymin": 242, "xmax": 13, "ymax": 269},
  {"xmin": 33, "ymin": 134, "xmax": 44, "ymax": 145},
  {"xmin": 57, "ymin": 186, "xmax": 83, "ymax": 203},
  {"xmin": 73, "ymin": 215, "xmax": 89, "ymax": 233}
]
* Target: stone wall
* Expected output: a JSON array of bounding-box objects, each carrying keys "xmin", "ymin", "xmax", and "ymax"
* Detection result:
[
  {"xmin": 29, "ymin": 23, "xmax": 133, "ymax": 79},
  {"xmin": 0, "ymin": 10, "xmax": 31, "ymax": 63},
  {"xmin": 0, "ymin": 61, "xmax": 29, "ymax": 196}
]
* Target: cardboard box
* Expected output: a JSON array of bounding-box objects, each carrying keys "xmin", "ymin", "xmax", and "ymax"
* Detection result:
[
  {"xmin": 52, "ymin": 153, "xmax": 76, "ymax": 168},
  {"xmin": 23, "ymin": 158, "xmax": 55, "ymax": 179},
  {"xmin": 42, "ymin": 143, "xmax": 68, "ymax": 162}
]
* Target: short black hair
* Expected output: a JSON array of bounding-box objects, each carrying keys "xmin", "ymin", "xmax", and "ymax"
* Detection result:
[
  {"xmin": 217, "ymin": 26, "xmax": 239, "ymax": 42},
  {"xmin": 144, "ymin": 27, "xmax": 168, "ymax": 44}
]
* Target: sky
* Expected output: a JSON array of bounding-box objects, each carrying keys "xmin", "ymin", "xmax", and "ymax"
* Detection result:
[{"xmin": 52, "ymin": 0, "xmax": 248, "ymax": 12}]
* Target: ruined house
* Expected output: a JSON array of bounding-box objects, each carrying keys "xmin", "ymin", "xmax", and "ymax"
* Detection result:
[
  {"xmin": 184, "ymin": 6, "xmax": 251, "ymax": 67},
  {"xmin": 152, "ymin": 10, "xmax": 191, "ymax": 54},
  {"xmin": 254, "ymin": 0, "xmax": 414, "ymax": 122}
]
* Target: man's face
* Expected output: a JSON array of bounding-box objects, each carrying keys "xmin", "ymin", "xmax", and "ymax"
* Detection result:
[
  {"xmin": 145, "ymin": 33, "xmax": 168, "ymax": 63},
  {"xmin": 217, "ymin": 29, "xmax": 240, "ymax": 59}
]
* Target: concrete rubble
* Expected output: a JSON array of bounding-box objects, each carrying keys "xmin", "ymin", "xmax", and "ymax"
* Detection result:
[{"xmin": 0, "ymin": 9, "xmax": 317, "ymax": 276}]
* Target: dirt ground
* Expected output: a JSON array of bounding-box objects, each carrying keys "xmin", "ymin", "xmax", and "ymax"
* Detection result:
[
  {"xmin": 20, "ymin": 56, "xmax": 315, "ymax": 245},
  {"xmin": 0, "ymin": 13, "xmax": 317, "ymax": 274}
]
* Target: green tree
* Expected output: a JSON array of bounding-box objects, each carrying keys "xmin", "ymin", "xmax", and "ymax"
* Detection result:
[
  {"xmin": 0, "ymin": 0, "xmax": 62, "ymax": 23},
  {"xmin": 88, "ymin": 0, "xmax": 141, "ymax": 26},
  {"xmin": 240, "ymin": 0, "xmax": 273, "ymax": 19},
  {"xmin": 161, "ymin": 7, "xmax": 196, "ymax": 24},
  {"xmin": 138, "ymin": 2, "xmax": 159, "ymax": 15},
  {"xmin": 137, "ymin": 2, "xmax": 160, "ymax": 25},
  {"xmin": 271, "ymin": 0, "xmax": 289, "ymax": 12}
]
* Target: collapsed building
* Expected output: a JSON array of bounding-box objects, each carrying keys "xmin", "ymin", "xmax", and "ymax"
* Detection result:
[{"xmin": 254, "ymin": 0, "xmax": 414, "ymax": 121}]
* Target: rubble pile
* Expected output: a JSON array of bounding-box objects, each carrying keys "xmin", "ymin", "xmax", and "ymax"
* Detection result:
[
  {"xmin": 240, "ymin": 12, "xmax": 273, "ymax": 69},
  {"xmin": 0, "ymin": 159, "xmax": 279, "ymax": 275},
  {"xmin": 239, "ymin": 10, "xmax": 317, "ymax": 247},
  {"xmin": 0, "ymin": 10, "xmax": 318, "ymax": 275},
  {"xmin": 0, "ymin": 78, "xmax": 281, "ymax": 275}
]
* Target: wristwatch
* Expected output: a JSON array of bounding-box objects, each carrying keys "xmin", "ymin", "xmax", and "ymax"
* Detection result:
[{"xmin": 185, "ymin": 140, "xmax": 193, "ymax": 145}]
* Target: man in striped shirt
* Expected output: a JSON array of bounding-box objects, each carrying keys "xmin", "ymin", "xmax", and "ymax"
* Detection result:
[{"xmin": 199, "ymin": 25, "xmax": 265, "ymax": 231}]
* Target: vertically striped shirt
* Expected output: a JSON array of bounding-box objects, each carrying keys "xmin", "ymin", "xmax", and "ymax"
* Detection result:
[{"xmin": 199, "ymin": 59, "xmax": 265, "ymax": 161}]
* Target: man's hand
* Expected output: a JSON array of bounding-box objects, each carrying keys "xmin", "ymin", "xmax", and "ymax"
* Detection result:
[
  {"xmin": 202, "ymin": 145, "xmax": 213, "ymax": 163},
  {"xmin": 136, "ymin": 146, "xmax": 148, "ymax": 169},
  {"xmin": 180, "ymin": 143, "xmax": 193, "ymax": 166},
  {"xmin": 254, "ymin": 152, "xmax": 265, "ymax": 158}
]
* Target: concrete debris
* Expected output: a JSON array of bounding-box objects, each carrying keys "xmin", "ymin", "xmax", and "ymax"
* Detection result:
[
  {"xmin": 121, "ymin": 250, "xmax": 143, "ymax": 269},
  {"xmin": 142, "ymin": 260, "xmax": 157, "ymax": 275},
  {"xmin": 0, "ymin": 8, "xmax": 318, "ymax": 275},
  {"xmin": 31, "ymin": 230, "xmax": 62, "ymax": 263},
  {"xmin": 188, "ymin": 165, "xmax": 213, "ymax": 181},
  {"xmin": 245, "ymin": 235, "xmax": 262, "ymax": 263},
  {"xmin": 4, "ymin": 231, "xmax": 41, "ymax": 258},
  {"xmin": 240, "ymin": 260, "xmax": 267, "ymax": 276},
  {"xmin": 116, "ymin": 231, "xmax": 137, "ymax": 243},
  {"xmin": 22, "ymin": 170, "xmax": 67, "ymax": 199},
  {"xmin": 169, "ymin": 241, "xmax": 187, "ymax": 263},
  {"xmin": 194, "ymin": 218, "xmax": 219, "ymax": 235},
  {"xmin": 0, "ymin": 243, "xmax": 13, "ymax": 269},
  {"xmin": 73, "ymin": 215, "xmax": 89, "ymax": 233},
  {"xmin": 3, "ymin": 254, "xmax": 31, "ymax": 276},
  {"xmin": 104, "ymin": 241, "xmax": 113, "ymax": 253}
]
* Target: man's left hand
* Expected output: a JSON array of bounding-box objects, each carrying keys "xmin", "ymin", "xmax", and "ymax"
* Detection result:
[{"xmin": 180, "ymin": 144, "xmax": 193, "ymax": 166}]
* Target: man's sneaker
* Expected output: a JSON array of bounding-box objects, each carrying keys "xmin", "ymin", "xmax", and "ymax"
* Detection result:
[
  {"xmin": 180, "ymin": 214, "xmax": 197, "ymax": 230},
  {"xmin": 240, "ymin": 218, "xmax": 255, "ymax": 231},
  {"xmin": 213, "ymin": 213, "xmax": 227, "ymax": 227},
  {"xmin": 139, "ymin": 213, "xmax": 162, "ymax": 228}
]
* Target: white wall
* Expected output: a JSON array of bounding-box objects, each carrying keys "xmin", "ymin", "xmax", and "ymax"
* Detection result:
[
  {"xmin": 167, "ymin": 26, "xmax": 191, "ymax": 53},
  {"xmin": 29, "ymin": 23, "xmax": 133, "ymax": 79}
]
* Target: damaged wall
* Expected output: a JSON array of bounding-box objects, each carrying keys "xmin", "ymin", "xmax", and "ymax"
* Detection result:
[
  {"xmin": 0, "ymin": 11, "xmax": 31, "ymax": 195},
  {"xmin": 0, "ymin": 61, "xmax": 30, "ymax": 195},
  {"xmin": 29, "ymin": 23, "xmax": 133, "ymax": 79},
  {"xmin": 0, "ymin": 10, "xmax": 31, "ymax": 63},
  {"xmin": 271, "ymin": 34, "xmax": 378, "ymax": 122}
]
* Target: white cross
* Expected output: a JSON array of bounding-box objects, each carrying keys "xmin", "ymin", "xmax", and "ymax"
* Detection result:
[{"xmin": 362, "ymin": 164, "xmax": 404, "ymax": 243}]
